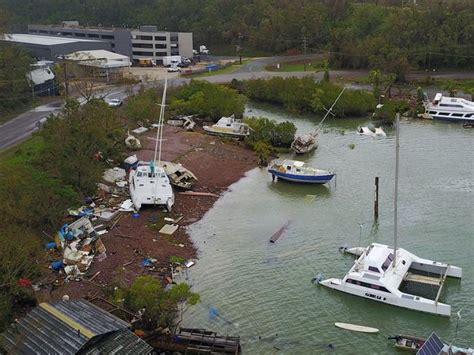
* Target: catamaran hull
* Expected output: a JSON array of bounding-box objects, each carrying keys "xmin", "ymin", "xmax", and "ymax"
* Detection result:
[
  {"xmin": 269, "ymin": 169, "xmax": 335, "ymax": 184},
  {"xmin": 319, "ymin": 279, "xmax": 452, "ymax": 317}
]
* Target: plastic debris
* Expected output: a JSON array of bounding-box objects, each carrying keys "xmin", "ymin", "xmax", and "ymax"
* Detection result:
[
  {"xmin": 103, "ymin": 167, "xmax": 126, "ymax": 184},
  {"xmin": 159, "ymin": 224, "xmax": 179, "ymax": 235}
]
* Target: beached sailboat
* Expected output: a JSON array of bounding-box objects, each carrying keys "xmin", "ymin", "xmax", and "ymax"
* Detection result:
[
  {"xmin": 203, "ymin": 115, "xmax": 250, "ymax": 139},
  {"xmin": 291, "ymin": 88, "xmax": 346, "ymax": 154},
  {"xmin": 268, "ymin": 159, "xmax": 335, "ymax": 184},
  {"xmin": 129, "ymin": 77, "xmax": 174, "ymax": 211},
  {"xmin": 319, "ymin": 113, "xmax": 462, "ymax": 317}
]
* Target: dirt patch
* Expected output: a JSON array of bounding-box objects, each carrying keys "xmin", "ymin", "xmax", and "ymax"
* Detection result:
[{"xmin": 43, "ymin": 125, "xmax": 257, "ymax": 302}]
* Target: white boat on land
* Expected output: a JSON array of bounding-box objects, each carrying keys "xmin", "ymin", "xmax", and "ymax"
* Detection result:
[
  {"xmin": 203, "ymin": 115, "xmax": 250, "ymax": 139},
  {"xmin": 424, "ymin": 93, "xmax": 474, "ymax": 123},
  {"xmin": 291, "ymin": 87, "xmax": 346, "ymax": 154},
  {"xmin": 357, "ymin": 126, "xmax": 386, "ymax": 137},
  {"xmin": 319, "ymin": 114, "xmax": 462, "ymax": 317},
  {"xmin": 268, "ymin": 159, "xmax": 335, "ymax": 184},
  {"xmin": 158, "ymin": 161, "xmax": 197, "ymax": 190},
  {"xmin": 129, "ymin": 76, "xmax": 174, "ymax": 211},
  {"xmin": 334, "ymin": 322, "xmax": 379, "ymax": 334}
]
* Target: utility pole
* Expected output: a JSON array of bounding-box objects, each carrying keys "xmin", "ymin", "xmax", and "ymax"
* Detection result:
[
  {"xmin": 238, "ymin": 33, "xmax": 243, "ymax": 65},
  {"xmin": 302, "ymin": 35, "xmax": 308, "ymax": 71},
  {"xmin": 62, "ymin": 59, "xmax": 69, "ymax": 99}
]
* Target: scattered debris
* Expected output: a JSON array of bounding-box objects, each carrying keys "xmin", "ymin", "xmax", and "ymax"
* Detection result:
[
  {"xmin": 131, "ymin": 126, "xmax": 149, "ymax": 135},
  {"xmin": 103, "ymin": 167, "xmax": 127, "ymax": 184},
  {"xmin": 159, "ymin": 224, "xmax": 179, "ymax": 235},
  {"xmin": 125, "ymin": 134, "xmax": 142, "ymax": 149}
]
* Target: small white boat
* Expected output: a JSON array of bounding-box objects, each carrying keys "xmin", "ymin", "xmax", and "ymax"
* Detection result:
[
  {"xmin": 268, "ymin": 159, "xmax": 335, "ymax": 184},
  {"xmin": 388, "ymin": 334, "xmax": 426, "ymax": 352},
  {"xmin": 335, "ymin": 322, "xmax": 379, "ymax": 334},
  {"xmin": 203, "ymin": 115, "xmax": 250, "ymax": 139},
  {"xmin": 424, "ymin": 93, "xmax": 474, "ymax": 123},
  {"xmin": 357, "ymin": 126, "xmax": 386, "ymax": 137}
]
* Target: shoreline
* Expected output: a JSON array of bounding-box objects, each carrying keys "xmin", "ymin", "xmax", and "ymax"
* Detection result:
[{"xmin": 42, "ymin": 125, "xmax": 257, "ymax": 302}]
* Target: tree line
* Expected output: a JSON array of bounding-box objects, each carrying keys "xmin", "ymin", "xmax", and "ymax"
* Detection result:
[{"xmin": 1, "ymin": 0, "xmax": 472, "ymax": 73}]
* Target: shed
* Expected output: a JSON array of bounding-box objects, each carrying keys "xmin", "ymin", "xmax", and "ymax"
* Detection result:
[{"xmin": 1, "ymin": 299, "xmax": 152, "ymax": 355}]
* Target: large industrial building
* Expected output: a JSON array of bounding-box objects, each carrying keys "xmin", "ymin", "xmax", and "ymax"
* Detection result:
[
  {"xmin": 1, "ymin": 33, "xmax": 111, "ymax": 61},
  {"xmin": 28, "ymin": 22, "xmax": 193, "ymax": 64}
]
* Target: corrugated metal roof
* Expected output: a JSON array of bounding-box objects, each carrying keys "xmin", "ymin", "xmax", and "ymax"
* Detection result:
[
  {"xmin": 2, "ymin": 34, "xmax": 104, "ymax": 46},
  {"xmin": 1, "ymin": 299, "xmax": 142, "ymax": 355},
  {"xmin": 80, "ymin": 329, "xmax": 152, "ymax": 354}
]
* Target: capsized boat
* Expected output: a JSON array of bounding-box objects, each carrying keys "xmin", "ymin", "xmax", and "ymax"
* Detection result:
[
  {"xmin": 291, "ymin": 87, "xmax": 346, "ymax": 154},
  {"xmin": 388, "ymin": 334, "xmax": 426, "ymax": 352},
  {"xmin": 268, "ymin": 159, "xmax": 335, "ymax": 184},
  {"xmin": 291, "ymin": 133, "xmax": 318, "ymax": 154},
  {"xmin": 203, "ymin": 115, "xmax": 250, "ymax": 139},
  {"xmin": 424, "ymin": 93, "xmax": 474, "ymax": 123},
  {"xmin": 159, "ymin": 161, "xmax": 197, "ymax": 190},
  {"xmin": 357, "ymin": 126, "xmax": 386, "ymax": 137},
  {"xmin": 129, "ymin": 161, "xmax": 174, "ymax": 211}
]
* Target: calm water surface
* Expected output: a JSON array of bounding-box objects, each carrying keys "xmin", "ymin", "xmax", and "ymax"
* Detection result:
[{"xmin": 181, "ymin": 102, "xmax": 473, "ymax": 354}]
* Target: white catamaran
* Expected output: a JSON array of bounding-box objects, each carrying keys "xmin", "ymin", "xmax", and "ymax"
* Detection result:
[
  {"xmin": 129, "ymin": 77, "xmax": 174, "ymax": 211},
  {"xmin": 319, "ymin": 113, "xmax": 462, "ymax": 317}
]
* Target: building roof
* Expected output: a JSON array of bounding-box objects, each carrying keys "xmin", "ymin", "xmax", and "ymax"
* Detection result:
[
  {"xmin": 66, "ymin": 49, "xmax": 130, "ymax": 62},
  {"xmin": 1, "ymin": 299, "xmax": 152, "ymax": 355},
  {"xmin": 2, "ymin": 33, "xmax": 104, "ymax": 46}
]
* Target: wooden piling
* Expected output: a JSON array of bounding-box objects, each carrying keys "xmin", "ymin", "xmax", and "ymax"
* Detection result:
[{"xmin": 374, "ymin": 177, "xmax": 379, "ymax": 221}]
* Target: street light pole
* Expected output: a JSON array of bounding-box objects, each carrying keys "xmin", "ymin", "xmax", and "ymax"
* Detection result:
[{"xmin": 238, "ymin": 33, "xmax": 243, "ymax": 65}]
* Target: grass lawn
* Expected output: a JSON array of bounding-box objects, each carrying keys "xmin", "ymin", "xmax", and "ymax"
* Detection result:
[
  {"xmin": 266, "ymin": 61, "xmax": 326, "ymax": 72},
  {"xmin": 0, "ymin": 135, "xmax": 44, "ymax": 163}
]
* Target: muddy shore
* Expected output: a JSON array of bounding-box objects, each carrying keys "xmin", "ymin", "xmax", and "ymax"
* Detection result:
[{"xmin": 40, "ymin": 125, "xmax": 257, "ymax": 302}]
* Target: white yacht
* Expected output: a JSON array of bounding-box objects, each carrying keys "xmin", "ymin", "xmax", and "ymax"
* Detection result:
[
  {"xmin": 319, "ymin": 243, "xmax": 462, "ymax": 316},
  {"xmin": 203, "ymin": 115, "xmax": 250, "ymax": 138},
  {"xmin": 424, "ymin": 93, "xmax": 474, "ymax": 122},
  {"xmin": 319, "ymin": 113, "xmax": 462, "ymax": 317},
  {"xmin": 129, "ymin": 76, "xmax": 174, "ymax": 211}
]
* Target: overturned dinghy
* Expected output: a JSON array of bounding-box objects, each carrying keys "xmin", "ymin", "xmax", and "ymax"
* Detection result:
[
  {"xmin": 357, "ymin": 126, "xmax": 386, "ymax": 137},
  {"xmin": 159, "ymin": 161, "xmax": 197, "ymax": 190}
]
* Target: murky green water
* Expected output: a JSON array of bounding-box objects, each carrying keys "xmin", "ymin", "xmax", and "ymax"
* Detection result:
[{"xmin": 181, "ymin": 102, "xmax": 473, "ymax": 354}]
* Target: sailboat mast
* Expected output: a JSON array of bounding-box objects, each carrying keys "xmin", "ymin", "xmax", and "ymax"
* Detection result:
[
  {"xmin": 316, "ymin": 87, "xmax": 346, "ymax": 133},
  {"xmin": 393, "ymin": 112, "xmax": 400, "ymax": 267},
  {"xmin": 153, "ymin": 76, "xmax": 168, "ymax": 164}
]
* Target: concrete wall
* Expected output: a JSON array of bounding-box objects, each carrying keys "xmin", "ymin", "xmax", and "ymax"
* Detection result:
[{"xmin": 178, "ymin": 32, "xmax": 193, "ymax": 58}]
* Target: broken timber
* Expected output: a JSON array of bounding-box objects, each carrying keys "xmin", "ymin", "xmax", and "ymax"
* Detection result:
[
  {"xmin": 269, "ymin": 220, "xmax": 291, "ymax": 243},
  {"xmin": 178, "ymin": 191, "xmax": 220, "ymax": 198}
]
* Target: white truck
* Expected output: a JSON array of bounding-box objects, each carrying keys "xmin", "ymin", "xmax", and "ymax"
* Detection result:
[
  {"xmin": 162, "ymin": 56, "xmax": 182, "ymax": 67},
  {"xmin": 199, "ymin": 45, "xmax": 210, "ymax": 55}
]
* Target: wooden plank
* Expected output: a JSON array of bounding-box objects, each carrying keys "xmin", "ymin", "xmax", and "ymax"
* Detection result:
[{"xmin": 269, "ymin": 220, "xmax": 291, "ymax": 243}]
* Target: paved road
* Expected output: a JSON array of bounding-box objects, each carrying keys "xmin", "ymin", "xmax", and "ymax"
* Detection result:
[{"xmin": 1, "ymin": 55, "xmax": 473, "ymax": 151}]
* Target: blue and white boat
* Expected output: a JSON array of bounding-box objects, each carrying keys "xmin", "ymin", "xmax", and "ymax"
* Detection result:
[{"xmin": 268, "ymin": 159, "xmax": 335, "ymax": 184}]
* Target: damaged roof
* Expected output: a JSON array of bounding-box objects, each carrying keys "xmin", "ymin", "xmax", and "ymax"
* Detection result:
[{"xmin": 1, "ymin": 299, "xmax": 152, "ymax": 355}]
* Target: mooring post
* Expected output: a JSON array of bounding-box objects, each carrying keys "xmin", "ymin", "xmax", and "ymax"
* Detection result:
[{"xmin": 374, "ymin": 176, "xmax": 379, "ymax": 221}]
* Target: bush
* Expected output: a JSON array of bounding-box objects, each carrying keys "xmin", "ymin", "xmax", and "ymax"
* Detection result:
[
  {"xmin": 245, "ymin": 117, "xmax": 296, "ymax": 148},
  {"xmin": 169, "ymin": 80, "xmax": 247, "ymax": 121}
]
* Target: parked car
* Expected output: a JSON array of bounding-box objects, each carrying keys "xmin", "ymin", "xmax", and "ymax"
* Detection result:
[
  {"xmin": 167, "ymin": 66, "xmax": 181, "ymax": 73},
  {"xmin": 107, "ymin": 99, "xmax": 122, "ymax": 107}
]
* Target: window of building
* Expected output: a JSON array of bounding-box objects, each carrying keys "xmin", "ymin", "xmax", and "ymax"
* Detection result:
[
  {"xmin": 133, "ymin": 43, "xmax": 153, "ymax": 49},
  {"xmin": 101, "ymin": 34, "xmax": 115, "ymax": 40},
  {"xmin": 155, "ymin": 52, "xmax": 167, "ymax": 57},
  {"xmin": 171, "ymin": 51, "xmax": 179, "ymax": 55},
  {"xmin": 133, "ymin": 51, "xmax": 154, "ymax": 56},
  {"xmin": 155, "ymin": 36, "xmax": 166, "ymax": 41},
  {"xmin": 39, "ymin": 30, "xmax": 48, "ymax": 34},
  {"xmin": 61, "ymin": 32, "xmax": 73, "ymax": 36},
  {"xmin": 170, "ymin": 36, "xmax": 178, "ymax": 42},
  {"xmin": 29, "ymin": 29, "xmax": 38, "ymax": 33},
  {"xmin": 136, "ymin": 35, "xmax": 152, "ymax": 41},
  {"xmin": 88, "ymin": 34, "xmax": 100, "ymax": 38},
  {"xmin": 155, "ymin": 43, "xmax": 167, "ymax": 49},
  {"xmin": 74, "ymin": 33, "xmax": 86, "ymax": 37}
]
